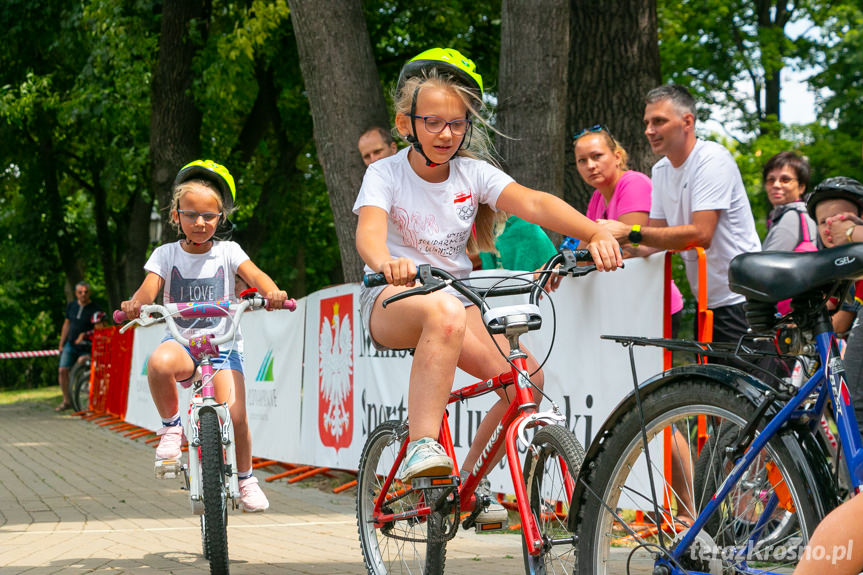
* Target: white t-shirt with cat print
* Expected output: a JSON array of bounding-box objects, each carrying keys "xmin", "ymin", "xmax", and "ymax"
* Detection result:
[{"xmin": 145, "ymin": 240, "xmax": 250, "ymax": 351}]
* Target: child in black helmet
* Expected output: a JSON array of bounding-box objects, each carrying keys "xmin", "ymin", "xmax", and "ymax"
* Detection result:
[{"xmin": 121, "ymin": 160, "xmax": 289, "ymax": 513}]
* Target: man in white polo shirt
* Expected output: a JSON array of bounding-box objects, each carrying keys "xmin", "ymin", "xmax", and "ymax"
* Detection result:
[{"xmin": 601, "ymin": 84, "xmax": 761, "ymax": 347}]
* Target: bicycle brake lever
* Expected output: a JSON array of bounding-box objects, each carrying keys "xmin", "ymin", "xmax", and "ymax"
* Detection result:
[{"xmin": 381, "ymin": 278, "xmax": 448, "ymax": 308}]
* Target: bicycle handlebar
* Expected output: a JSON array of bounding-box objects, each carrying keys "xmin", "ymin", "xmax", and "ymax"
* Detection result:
[
  {"xmin": 113, "ymin": 295, "xmax": 297, "ymax": 347},
  {"xmin": 362, "ymin": 249, "xmax": 595, "ymax": 289},
  {"xmin": 363, "ymin": 249, "xmax": 604, "ymax": 311}
]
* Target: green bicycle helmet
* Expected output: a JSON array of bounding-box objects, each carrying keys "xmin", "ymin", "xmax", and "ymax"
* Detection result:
[
  {"xmin": 396, "ymin": 47, "xmax": 483, "ymax": 100},
  {"xmin": 806, "ymin": 176, "xmax": 863, "ymax": 220},
  {"xmin": 397, "ymin": 48, "xmax": 484, "ymax": 167},
  {"xmin": 173, "ymin": 159, "xmax": 236, "ymax": 212}
]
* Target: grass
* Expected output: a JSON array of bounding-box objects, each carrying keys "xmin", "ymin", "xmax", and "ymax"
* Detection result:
[{"xmin": 0, "ymin": 386, "xmax": 62, "ymax": 406}]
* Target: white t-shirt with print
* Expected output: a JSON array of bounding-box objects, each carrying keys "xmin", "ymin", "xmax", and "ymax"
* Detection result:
[
  {"xmin": 353, "ymin": 146, "xmax": 514, "ymax": 279},
  {"xmin": 145, "ymin": 240, "xmax": 250, "ymax": 351},
  {"xmin": 650, "ymin": 139, "xmax": 761, "ymax": 309}
]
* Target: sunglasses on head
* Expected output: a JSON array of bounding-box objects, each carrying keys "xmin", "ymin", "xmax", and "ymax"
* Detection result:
[{"xmin": 573, "ymin": 124, "xmax": 613, "ymax": 141}]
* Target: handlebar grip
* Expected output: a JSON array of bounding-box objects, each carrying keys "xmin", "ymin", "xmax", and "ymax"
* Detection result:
[
  {"xmin": 113, "ymin": 310, "xmax": 128, "ymax": 323},
  {"xmin": 363, "ymin": 273, "xmax": 388, "ymax": 287},
  {"xmin": 284, "ymin": 298, "xmax": 297, "ymax": 312},
  {"xmin": 573, "ymin": 249, "xmax": 593, "ymax": 262}
]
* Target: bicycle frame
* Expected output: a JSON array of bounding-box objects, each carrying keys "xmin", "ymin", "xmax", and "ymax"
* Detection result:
[
  {"xmin": 370, "ymin": 351, "xmax": 570, "ymax": 556},
  {"xmin": 657, "ymin": 324, "xmax": 863, "ymax": 572}
]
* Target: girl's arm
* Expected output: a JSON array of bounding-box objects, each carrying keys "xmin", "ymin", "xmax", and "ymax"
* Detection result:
[
  {"xmin": 237, "ymin": 260, "xmax": 288, "ymax": 309},
  {"xmin": 120, "ymin": 272, "xmax": 164, "ymax": 319},
  {"xmin": 356, "ymin": 205, "xmax": 416, "ymax": 285},
  {"xmin": 496, "ymin": 183, "xmax": 622, "ymax": 271}
]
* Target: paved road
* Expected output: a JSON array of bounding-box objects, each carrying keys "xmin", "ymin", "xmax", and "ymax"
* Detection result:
[{"xmin": 0, "ymin": 402, "xmax": 534, "ymax": 574}]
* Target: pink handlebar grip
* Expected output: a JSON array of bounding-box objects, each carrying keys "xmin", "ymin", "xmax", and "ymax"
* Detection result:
[
  {"xmin": 113, "ymin": 309, "xmax": 128, "ymax": 323},
  {"xmin": 285, "ymin": 298, "xmax": 297, "ymax": 312}
]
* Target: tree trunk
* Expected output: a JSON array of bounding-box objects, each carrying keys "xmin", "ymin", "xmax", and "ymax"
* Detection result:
[
  {"xmin": 497, "ymin": 0, "xmax": 570, "ymax": 203},
  {"xmin": 288, "ymin": 0, "xmax": 390, "ymax": 283},
  {"xmin": 139, "ymin": 0, "xmax": 210, "ymax": 290},
  {"xmin": 566, "ymin": 0, "xmax": 660, "ymax": 211}
]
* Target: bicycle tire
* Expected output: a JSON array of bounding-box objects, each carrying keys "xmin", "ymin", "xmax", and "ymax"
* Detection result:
[
  {"xmin": 521, "ymin": 424, "xmax": 585, "ymax": 575},
  {"xmin": 573, "ymin": 379, "xmax": 819, "ymax": 574},
  {"xmin": 357, "ymin": 420, "xmax": 447, "ymax": 575},
  {"xmin": 69, "ymin": 359, "xmax": 90, "ymax": 412},
  {"xmin": 200, "ymin": 408, "xmax": 229, "ymax": 574}
]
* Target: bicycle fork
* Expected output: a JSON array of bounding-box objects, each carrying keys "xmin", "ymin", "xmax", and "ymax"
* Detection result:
[{"xmin": 185, "ymin": 400, "xmax": 240, "ymax": 514}]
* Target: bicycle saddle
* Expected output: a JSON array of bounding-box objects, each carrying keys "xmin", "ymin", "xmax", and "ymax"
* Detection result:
[{"xmin": 729, "ymin": 243, "xmax": 863, "ymax": 302}]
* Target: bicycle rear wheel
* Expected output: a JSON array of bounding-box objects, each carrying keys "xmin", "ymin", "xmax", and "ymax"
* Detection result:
[
  {"xmin": 573, "ymin": 379, "xmax": 819, "ymax": 574},
  {"xmin": 357, "ymin": 420, "xmax": 447, "ymax": 575},
  {"xmin": 521, "ymin": 424, "xmax": 584, "ymax": 575},
  {"xmin": 200, "ymin": 408, "xmax": 229, "ymax": 574}
]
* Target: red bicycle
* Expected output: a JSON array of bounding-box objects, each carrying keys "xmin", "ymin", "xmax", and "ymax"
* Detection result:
[{"xmin": 356, "ymin": 249, "xmax": 597, "ymax": 575}]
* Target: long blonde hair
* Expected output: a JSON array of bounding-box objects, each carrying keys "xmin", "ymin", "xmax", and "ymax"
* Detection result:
[{"xmin": 394, "ymin": 72, "xmax": 505, "ymax": 254}]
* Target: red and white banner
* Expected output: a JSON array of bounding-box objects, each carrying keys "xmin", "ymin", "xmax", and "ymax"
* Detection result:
[{"xmin": 0, "ymin": 349, "xmax": 61, "ymax": 359}]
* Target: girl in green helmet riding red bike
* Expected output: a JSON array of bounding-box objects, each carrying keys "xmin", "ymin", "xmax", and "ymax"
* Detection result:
[{"xmin": 353, "ymin": 47, "xmax": 622, "ymax": 521}]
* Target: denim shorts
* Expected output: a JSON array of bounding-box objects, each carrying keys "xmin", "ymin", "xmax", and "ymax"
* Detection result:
[
  {"xmin": 59, "ymin": 342, "xmax": 90, "ymax": 369},
  {"xmin": 160, "ymin": 336, "xmax": 245, "ymax": 375}
]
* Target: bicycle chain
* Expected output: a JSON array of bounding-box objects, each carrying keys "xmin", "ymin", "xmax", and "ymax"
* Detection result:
[{"xmin": 381, "ymin": 487, "xmax": 460, "ymax": 544}]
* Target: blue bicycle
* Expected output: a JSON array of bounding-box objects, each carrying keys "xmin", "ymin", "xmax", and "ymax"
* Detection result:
[{"xmin": 572, "ymin": 244, "xmax": 863, "ymax": 574}]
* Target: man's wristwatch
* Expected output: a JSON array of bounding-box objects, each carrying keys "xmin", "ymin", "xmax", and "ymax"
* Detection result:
[
  {"xmin": 628, "ymin": 224, "xmax": 642, "ymax": 247},
  {"xmin": 847, "ymin": 224, "xmax": 856, "ymax": 242}
]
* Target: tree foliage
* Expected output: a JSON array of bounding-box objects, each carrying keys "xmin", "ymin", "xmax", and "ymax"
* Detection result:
[{"xmin": 1, "ymin": 1, "xmax": 862, "ymax": 389}]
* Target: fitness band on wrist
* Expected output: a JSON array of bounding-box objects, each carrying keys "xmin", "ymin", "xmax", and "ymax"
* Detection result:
[{"xmin": 628, "ymin": 224, "xmax": 642, "ymax": 247}]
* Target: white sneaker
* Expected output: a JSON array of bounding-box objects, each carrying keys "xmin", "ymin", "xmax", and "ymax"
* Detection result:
[
  {"xmin": 155, "ymin": 425, "xmax": 184, "ymax": 460},
  {"xmin": 239, "ymin": 476, "xmax": 269, "ymax": 512},
  {"xmin": 401, "ymin": 438, "xmax": 453, "ymax": 481}
]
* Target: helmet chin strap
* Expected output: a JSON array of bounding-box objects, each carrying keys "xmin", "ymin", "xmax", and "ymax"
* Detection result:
[{"xmin": 406, "ymin": 85, "xmax": 467, "ymax": 168}]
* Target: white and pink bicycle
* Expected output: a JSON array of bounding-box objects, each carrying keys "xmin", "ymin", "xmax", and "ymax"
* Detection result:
[{"xmin": 115, "ymin": 291, "xmax": 296, "ymax": 574}]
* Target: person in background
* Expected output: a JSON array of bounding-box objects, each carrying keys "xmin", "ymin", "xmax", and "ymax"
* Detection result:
[
  {"xmin": 599, "ymin": 84, "xmax": 761, "ymax": 347},
  {"xmin": 358, "ymin": 126, "xmax": 398, "ymax": 167},
  {"xmin": 478, "ymin": 214, "xmax": 557, "ymax": 272},
  {"xmin": 807, "ymin": 177, "xmax": 863, "ymax": 429},
  {"xmin": 57, "ymin": 281, "xmax": 102, "ymax": 411},
  {"xmin": 762, "ymin": 151, "xmax": 816, "ymax": 253},
  {"xmin": 564, "ymin": 124, "xmax": 684, "ymax": 336}
]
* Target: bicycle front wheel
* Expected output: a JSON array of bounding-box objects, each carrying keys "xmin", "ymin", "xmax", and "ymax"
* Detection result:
[
  {"xmin": 69, "ymin": 360, "xmax": 90, "ymax": 412},
  {"xmin": 573, "ymin": 379, "xmax": 819, "ymax": 574},
  {"xmin": 200, "ymin": 408, "xmax": 229, "ymax": 574},
  {"xmin": 521, "ymin": 424, "xmax": 585, "ymax": 575},
  {"xmin": 357, "ymin": 420, "xmax": 447, "ymax": 575}
]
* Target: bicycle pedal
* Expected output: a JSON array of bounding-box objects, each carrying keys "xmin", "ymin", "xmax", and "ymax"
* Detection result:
[
  {"xmin": 410, "ymin": 475, "xmax": 459, "ymax": 490},
  {"xmin": 154, "ymin": 459, "xmax": 181, "ymax": 479},
  {"xmin": 475, "ymin": 519, "xmax": 508, "ymax": 532}
]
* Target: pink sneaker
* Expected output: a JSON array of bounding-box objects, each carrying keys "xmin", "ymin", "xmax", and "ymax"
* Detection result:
[
  {"xmin": 155, "ymin": 425, "xmax": 184, "ymax": 460},
  {"xmin": 239, "ymin": 476, "xmax": 269, "ymax": 512}
]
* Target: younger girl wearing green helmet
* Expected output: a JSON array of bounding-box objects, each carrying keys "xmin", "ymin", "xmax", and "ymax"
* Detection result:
[
  {"xmin": 121, "ymin": 160, "xmax": 289, "ymax": 512},
  {"xmin": 354, "ymin": 48, "xmax": 622, "ymax": 523}
]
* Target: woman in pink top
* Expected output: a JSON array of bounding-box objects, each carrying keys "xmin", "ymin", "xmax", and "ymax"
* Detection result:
[
  {"xmin": 573, "ymin": 126, "xmax": 694, "ymax": 524},
  {"xmin": 572, "ymin": 126, "xmax": 684, "ymax": 333}
]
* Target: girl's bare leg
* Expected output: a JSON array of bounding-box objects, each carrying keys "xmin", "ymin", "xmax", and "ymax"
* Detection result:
[
  {"xmin": 147, "ymin": 340, "xmax": 195, "ymax": 419},
  {"xmin": 369, "ymin": 286, "xmax": 467, "ymax": 442}
]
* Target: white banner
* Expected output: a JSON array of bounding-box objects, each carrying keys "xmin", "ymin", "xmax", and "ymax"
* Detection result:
[{"xmin": 124, "ymin": 253, "xmax": 665, "ymax": 492}]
